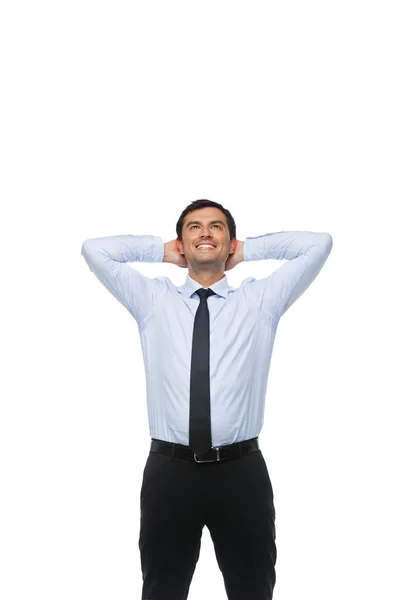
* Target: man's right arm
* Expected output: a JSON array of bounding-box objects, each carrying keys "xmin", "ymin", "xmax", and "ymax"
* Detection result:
[{"xmin": 81, "ymin": 234, "xmax": 166, "ymax": 326}]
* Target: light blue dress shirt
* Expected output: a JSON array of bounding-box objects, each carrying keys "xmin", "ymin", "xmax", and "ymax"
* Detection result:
[{"xmin": 81, "ymin": 231, "xmax": 333, "ymax": 448}]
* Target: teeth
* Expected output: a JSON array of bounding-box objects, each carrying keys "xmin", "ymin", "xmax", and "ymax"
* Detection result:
[{"xmin": 197, "ymin": 245, "xmax": 214, "ymax": 248}]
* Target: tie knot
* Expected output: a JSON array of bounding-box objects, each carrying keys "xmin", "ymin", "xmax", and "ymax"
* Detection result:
[{"xmin": 196, "ymin": 287, "xmax": 216, "ymax": 300}]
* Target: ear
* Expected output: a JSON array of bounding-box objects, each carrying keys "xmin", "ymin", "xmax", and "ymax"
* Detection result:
[
  {"xmin": 229, "ymin": 238, "xmax": 237, "ymax": 255},
  {"xmin": 176, "ymin": 237, "xmax": 184, "ymax": 255}
]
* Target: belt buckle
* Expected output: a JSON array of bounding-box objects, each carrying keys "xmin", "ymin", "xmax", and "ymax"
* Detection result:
[{"xmin": 194, "ymin": 447, "xmax": 220, "ymax": 463}]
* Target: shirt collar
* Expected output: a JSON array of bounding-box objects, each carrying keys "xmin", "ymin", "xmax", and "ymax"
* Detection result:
[{"xmin": 177, "ymin": 273, "xmax": 231, "ymax": 299}]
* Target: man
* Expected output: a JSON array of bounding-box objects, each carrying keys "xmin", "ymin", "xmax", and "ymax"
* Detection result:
[{"xmin": 81, "ymin": 198, "xmax": 333, "ymax": 600}]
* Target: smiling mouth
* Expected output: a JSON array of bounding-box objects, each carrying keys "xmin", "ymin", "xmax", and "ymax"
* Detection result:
[{"xmin": 196, "ymin": 245, "xmax": 216, "ymax": 250}]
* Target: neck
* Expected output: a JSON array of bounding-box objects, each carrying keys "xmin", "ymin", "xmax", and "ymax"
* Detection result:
[{"xmin": 189, "ymin": 270, "xmax": 225, "ymax": 288}]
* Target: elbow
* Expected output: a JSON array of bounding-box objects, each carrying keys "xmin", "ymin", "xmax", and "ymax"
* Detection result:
[
  {"xmin": 81, "ymin": 239, "xmax": 92, "ymax": 258},
  {"xmin": 325, "ymin": 232, "xmax": 333, "ymax": 250},
  {"xmin": 321, "ymin": 233, "xmax": 333, "ymax": 259}
]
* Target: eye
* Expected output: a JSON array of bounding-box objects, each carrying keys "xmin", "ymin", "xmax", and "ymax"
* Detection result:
[{"xmin": 190, "ymin": 224, "xmax": 221, "ymax": 229}]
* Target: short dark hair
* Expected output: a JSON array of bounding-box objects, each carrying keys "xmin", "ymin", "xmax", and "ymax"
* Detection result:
[{"xmin": 176, "ymin": 199, "xmax": 236, "ymax": 241}]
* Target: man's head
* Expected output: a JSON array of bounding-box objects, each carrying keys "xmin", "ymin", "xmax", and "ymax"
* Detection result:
[{"xmin": 176, "ymin": 199, "xmax": 237, "ymax": 277}]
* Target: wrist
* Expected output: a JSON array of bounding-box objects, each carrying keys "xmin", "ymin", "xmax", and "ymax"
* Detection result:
[{"xmin": 162, "ymin": 244, "xmax": 169, "ymax": 263}]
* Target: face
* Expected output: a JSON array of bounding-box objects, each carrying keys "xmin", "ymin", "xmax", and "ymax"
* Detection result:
[{"xmin": 177, "ymin": 207, "xmax": 236, "ymax": 269}]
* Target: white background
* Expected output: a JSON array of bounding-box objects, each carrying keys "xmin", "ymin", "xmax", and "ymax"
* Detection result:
[{"xmin": 1, "ymin": 1, "xmax": 399, "ymax": 599}]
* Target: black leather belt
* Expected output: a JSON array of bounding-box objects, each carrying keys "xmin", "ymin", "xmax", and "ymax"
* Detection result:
[{"xmin": 150, "ymin": 437, "xmax": 259, "ymax": 463}]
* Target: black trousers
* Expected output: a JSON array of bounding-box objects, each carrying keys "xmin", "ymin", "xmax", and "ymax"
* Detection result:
[{"xmin": 138, "ymin": 438, "xmax": 277, "ymax": 599}]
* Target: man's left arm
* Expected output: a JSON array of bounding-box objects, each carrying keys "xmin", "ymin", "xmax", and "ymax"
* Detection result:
[{"xmin": 237, "ymin": 231, "xmax": 333, "ymax": 320}]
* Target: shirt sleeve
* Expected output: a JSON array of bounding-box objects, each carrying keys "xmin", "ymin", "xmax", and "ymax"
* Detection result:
[
  {"xmin": 81, "ymin": 234, "xmax": 165, "ymax": 326},
  {"xmin": 243, "ymin": 231, "xmax": 333, "ymax": 320}
]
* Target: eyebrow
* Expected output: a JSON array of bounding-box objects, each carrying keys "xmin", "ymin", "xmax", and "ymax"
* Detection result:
[{"xmin": 185, "ymin": 220, "xmax": 226, "ymax": 228}]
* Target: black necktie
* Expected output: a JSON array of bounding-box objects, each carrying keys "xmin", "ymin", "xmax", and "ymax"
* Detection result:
[{"xmin": 189, "ymin": 287, "xmax": 217, "ymax": 456}]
